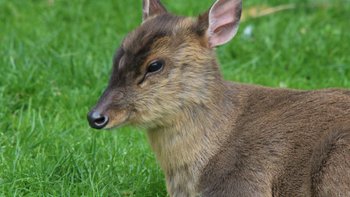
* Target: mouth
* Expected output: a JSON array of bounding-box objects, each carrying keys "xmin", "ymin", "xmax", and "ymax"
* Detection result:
[{"xmin": 87, "ymin": 109, "xmax": 130, "ymax": 130}]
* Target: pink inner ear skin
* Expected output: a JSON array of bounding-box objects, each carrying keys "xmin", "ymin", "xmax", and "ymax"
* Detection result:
[
  {"xmin": 210, "ymin": 23, "xmax": 238, "ymax": 48},
  {"xmin": 143, "ymin": 0, "xmax": 150, "ymax": 18},
  {"xmin": 211, "ymin": 15, "xmax": 237, "ymax": 31},
  {"xmin": 142, "ymin": 0, "xmax": 167, "ymax": 21},
  {"xmin": 211, "ymin": 0, "xmax": 236, "ymax": 18},
  {"xmin": 208, "ymin": 0, "xmax": 242, "ymax": 48}
]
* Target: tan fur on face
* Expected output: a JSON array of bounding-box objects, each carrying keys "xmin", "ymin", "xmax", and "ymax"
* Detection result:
[
  {"xmin": 128, "ymin": 18, "xmax": 218, "ymax": 128},
  {"xmin": 105, "ymin": 109, "xmax": 129, "ymax": 129}
]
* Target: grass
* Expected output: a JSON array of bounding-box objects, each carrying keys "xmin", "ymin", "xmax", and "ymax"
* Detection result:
[{"xmin": 0, "ymin": 0, "xmax": 349, "ymax": 196}]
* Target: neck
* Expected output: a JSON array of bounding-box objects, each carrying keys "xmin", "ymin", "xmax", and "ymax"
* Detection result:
[{"xmin": 147, "ymin": 81, "xmax": 235, "ymax": 195}]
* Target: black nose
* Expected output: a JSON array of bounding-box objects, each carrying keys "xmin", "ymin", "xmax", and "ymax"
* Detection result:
[{"xmin": 87, "ymin": 111, "xmax": 109, "ymax": 129}]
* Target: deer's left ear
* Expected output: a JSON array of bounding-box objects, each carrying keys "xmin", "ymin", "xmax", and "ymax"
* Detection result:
[
  {"xmin": 206, "ymin": 0, "xmax": 242, "ymax": 48},
  {"xmin": 142, "ymin": 0, "xmax": 167, "ymax": 21}
]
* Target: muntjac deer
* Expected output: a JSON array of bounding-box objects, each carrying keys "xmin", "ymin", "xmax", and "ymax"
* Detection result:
[{"xmin": 87, "ymin": 0, "xmax": 350, "ymax": 196}]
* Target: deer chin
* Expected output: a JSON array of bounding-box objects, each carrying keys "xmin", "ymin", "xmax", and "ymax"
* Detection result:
[{"xmin": 104, "ymin": 109, "xmax": 130, "ymax": 130}]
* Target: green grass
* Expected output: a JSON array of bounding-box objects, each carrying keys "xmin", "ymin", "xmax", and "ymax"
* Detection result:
[{"xmin": 0, "ymin": 0, "xmax": 349, "ymax": 196}]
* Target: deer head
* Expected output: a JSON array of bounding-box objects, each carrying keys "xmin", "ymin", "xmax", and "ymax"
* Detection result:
[{"xmin": 87, "ymin": 0, "xmax": 242, "ymax": 130}]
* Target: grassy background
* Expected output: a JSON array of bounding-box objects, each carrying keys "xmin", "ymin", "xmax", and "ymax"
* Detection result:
[{"xmin": 0, "ymin": 0, "xmax": 349, "ymax": 196}]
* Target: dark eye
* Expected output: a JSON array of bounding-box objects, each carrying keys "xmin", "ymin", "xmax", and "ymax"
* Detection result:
[{"xmin": 147, "ymin": 60, "xmax": 164, "ymax": 73}]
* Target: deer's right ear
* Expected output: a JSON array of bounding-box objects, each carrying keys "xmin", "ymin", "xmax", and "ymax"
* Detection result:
[
  {"xmin": 199, "ymin": 0, "xmax": 242, "ymax": 48},
  {"xmin": 142, "ymin": 0, "xmax": 167, "ymax": 21}
]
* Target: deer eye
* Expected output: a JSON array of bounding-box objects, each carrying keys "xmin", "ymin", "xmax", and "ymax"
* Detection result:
[{"xmin": 147, "ymin": 60, "xmax": 164, "ymax": 73}]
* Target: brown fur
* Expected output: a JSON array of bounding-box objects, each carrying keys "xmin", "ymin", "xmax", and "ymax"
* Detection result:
[{"xmin": 88, "ymin": 1, "xmax": 350, "ymax": 196}]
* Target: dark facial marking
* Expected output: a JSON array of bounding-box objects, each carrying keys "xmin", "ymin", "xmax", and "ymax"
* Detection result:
[
  {"xmin": 109, "ymin": 47, "xmax": 126, "ymax": 87},
  {"xmin": 108, "ymin": 14, "xmax": 185, "ymax": 88},
  {"xmin": 195, "ymin": 11, "xmax": 209, "ymax": 36}
]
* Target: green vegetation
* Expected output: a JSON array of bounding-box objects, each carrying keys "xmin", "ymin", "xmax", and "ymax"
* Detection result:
[{"xmin": 0, "ymin": 0, "xmax": 349, "ymax": 196}]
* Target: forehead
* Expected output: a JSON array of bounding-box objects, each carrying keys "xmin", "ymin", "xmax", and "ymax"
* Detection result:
[
  {"xmin": 122, "ymin": 14, "xmax": 195, "ymax": 54},
  {"xmin": 109, "ymin": 14, "xmax": 197, "ymax": 86}
]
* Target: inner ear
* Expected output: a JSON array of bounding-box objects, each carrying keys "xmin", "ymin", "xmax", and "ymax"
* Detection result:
[
  {"xmin": 206, "ymin": 0, "xmax": 242, "ymax": 48},
  {"xmin": 143, "ymin": 0, "xmax": 168, "ymax": 21}
]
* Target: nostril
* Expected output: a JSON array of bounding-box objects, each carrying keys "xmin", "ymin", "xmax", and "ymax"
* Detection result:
[
  {"xmin": 94, "ymin": 116, "xmax": 108, "ymax": 126},
  {"xmin": 88, "ymin": 111, "xmax": 109, "ymax": 129}
]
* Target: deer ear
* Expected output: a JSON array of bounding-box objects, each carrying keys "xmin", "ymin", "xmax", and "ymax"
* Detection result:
[
  {"xmin": 207, "ymin": 0, "xmax": 242, "ymax": 48},
  {"xmin": 142, "ymin": 0, "xmax": 167, "ymax": 21}
]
